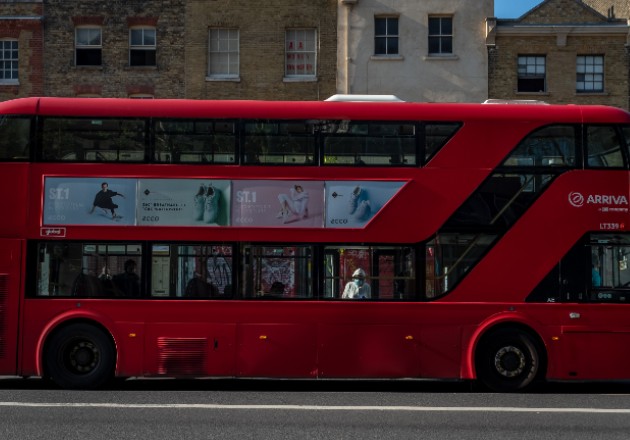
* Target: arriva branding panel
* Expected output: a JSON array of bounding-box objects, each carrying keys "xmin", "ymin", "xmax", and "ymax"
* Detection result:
[
  {"xmin": 568, "ymin": 191, "xmax": 628, "ymax": 231},
  {"xmin": 568, "ymin": 191, "xmax": 629, "ymax": 212}
]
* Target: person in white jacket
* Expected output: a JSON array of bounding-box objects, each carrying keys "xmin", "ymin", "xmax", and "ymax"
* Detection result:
[{"xmin": 342, "ymin": 268, "xmax": 371, "ymax": 299}]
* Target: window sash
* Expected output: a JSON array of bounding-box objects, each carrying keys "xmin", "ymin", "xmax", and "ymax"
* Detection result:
[
  {"xmin": 76, "ymin": 28, "xmax": 102, "ymax": 47},
  {"xmin": 517, "ymin": 55, "xmax": 546, "ymax": 92},
  {"xmin": 76, "ymin": 27, "xmax": 102, "ymax": 66},
  {"xmin": 208, "ymin": 28, "xmax": 240, "ymax": 77},
  {"xmin": 0, "ymin": 40, "xmax": 18, "ymax": 80},
  {"xmin": 374, "ymin": 17, "xmax": 399, "ymax": 55},
  {"xmin": 428, "ymin": 17, "xmax": 452, "ymax": 54},
  {"xmin": 285, "ymin": 29, "xmax": 317, "ymax": 77},
  {"xmin": 576, "ymin": 55, "xmax": 604, "ymax": 92}
]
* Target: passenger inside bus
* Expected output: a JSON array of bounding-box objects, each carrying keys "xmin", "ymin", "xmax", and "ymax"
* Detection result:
[
  {"xmin": 185, "ymin": 272, "xmax": 218, "ymax": 298},
  {"xmin": 113, "ymin": 259, "xmax": 141, "ymax": 297},
  {"xmin": 342, "ymin": 268, "xmax": 371, "ymax": 299}
]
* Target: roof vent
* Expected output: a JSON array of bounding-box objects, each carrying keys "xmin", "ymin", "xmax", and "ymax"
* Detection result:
[
  {"xmin": 325, "ymin": 94, "xmax": 404, "ymax": 102},
  {"xmin": 483, "ymin": 99, "xmax": 548, "ymax": 105}
]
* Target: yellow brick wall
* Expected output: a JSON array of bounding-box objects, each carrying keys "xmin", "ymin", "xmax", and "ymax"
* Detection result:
[{"xmin": 185, "ymin": 0, "xmax": 337, "ymax": 100}]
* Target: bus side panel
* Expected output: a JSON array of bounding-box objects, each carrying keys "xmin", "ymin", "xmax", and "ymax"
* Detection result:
[
  {"xmin": 0, "ymin": 164, "xmax": 29, "ymax": 239},
  {"xmin": 0, "ymin": 239, "xmax": 23, "ymax": 375},
  {"xmin": 144, "ymin": 322, "xmax": 237, "ymax": 377}
]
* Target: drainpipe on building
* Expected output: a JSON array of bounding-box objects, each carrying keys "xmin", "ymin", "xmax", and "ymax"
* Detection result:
[{"xmin": 341, "ymin": 0, "xmax": 358, "ymax": 94}]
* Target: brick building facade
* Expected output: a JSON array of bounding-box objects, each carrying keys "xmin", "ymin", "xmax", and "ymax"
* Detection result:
[
  {"xmin": 582, "ymin": 0, "xmax": 630, "ymax": 18},
  {"xmin": 0, "ymin": 1, "xmax": 43, "ymax": 101},
  {"xmin": 42, "ymin": 0, "xmax": 186, "ymax": 98},
  {"xmin": 487, "ymin": 0, "xmax": 630, "ymax": 109},
  {"xmin": 185, "ymin": 0, "xmax": 337, "ymax": 100}
]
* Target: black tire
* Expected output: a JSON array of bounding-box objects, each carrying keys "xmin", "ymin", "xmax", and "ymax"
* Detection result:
[
  {"xmin": 44, "ymin": 323, "xmax": 116, "ymax": 390},
  {"xmin": 475, "ymin": 328, "xmax": 542, "ymax": 392}
]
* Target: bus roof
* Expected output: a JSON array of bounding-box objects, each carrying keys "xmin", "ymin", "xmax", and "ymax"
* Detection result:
[{"xmin": 0, "ymin": 97, "xmax": 629, "ymax": 124}]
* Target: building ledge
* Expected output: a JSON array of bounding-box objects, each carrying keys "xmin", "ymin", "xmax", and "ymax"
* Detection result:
[
  {"xmin": 370, "ymin": 55, "xmax": 404, "ymax": 61},
  {"xmin": 283, "ymin": 76, "xmax": 317, "ymax": 83},
  {"xmin": 423, "ymin": 54, "xmax": 459, "ymax": 61},
  {"xmin": 206, "ymin": 76, "xmax": 241, "ymax": 82}
]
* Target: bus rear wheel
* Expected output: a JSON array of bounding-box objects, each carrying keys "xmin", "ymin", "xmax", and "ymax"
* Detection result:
[
  {"xmin": 44, "ymin": 323, "xmax": 115, "ymax": 390},
  {"xmin": 475, "ymin": 328, "xmax": 542, "ymax": 392}
]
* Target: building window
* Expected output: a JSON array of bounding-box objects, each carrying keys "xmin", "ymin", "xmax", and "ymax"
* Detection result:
[
  {"xmin": 285, "ymin": 29, "xmax": 316, "ymax": 77},
  {"xmin": 517, "ymin": 55, "xmax": 546, "ymax": 92},
  {"xmin": 428, "ymin": 16, "xmax": 452, "ymax": 55},
  {"xmin": 208, "ymin": 28, "xmax": 239, "ymax": 79},
  {"xmin": 75, "ymin": 27, "xmax": 102, "ymax": 66},
  {"xmin": 0, "ymin": 40, "xmax": 18, "ymax": 82},
  {"xmin": 374, "ymin": 17, "xmax": 398, "ymax": 55},
  {"xmin": 577, "ymin": 55, "xmax": 604, "ymax": 93},
  {"xmin": 130, "ymin": 27, "xmax": 156, "ymax": 67}
]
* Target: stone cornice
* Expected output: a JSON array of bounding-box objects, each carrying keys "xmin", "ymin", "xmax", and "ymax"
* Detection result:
[{"xmin": 486, "ymin": 17, "xmax": 630, "ymax": 46}]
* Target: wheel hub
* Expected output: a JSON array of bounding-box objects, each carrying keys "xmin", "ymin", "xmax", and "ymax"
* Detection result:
[
  {"xmin": 494, "ymin": 345, "xmax": 526, "ymax": 378},
  {"xmin": 68, "ymin": 341, "xmax": 100, "ymax": 374}
]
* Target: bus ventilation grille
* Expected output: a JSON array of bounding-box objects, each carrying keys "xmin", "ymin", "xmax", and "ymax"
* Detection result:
[
  {"xmin": 0, "ymin": 275, "xmax": 7, "ymax": 359},
  {"xmin": 157, "ymin": 337, "xmax": 207, "ymax": 376}
]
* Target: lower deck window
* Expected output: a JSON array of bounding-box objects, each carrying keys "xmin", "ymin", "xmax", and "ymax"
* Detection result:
[
  {"xmin": 30, "ymin": 241, "xmax": 419, "ymax": 300},
  {"xmin": 35, "ymin": 242, "xmax": 142, "ymax": 297}
]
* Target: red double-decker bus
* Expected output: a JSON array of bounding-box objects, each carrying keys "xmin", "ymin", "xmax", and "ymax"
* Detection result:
[{"xmin": 0, "ymin": 97, "xmax": 629, "ymax": 391}]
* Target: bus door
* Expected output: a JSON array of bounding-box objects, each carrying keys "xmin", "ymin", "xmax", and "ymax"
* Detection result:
[
  {"xmin": 0, "ymin": 239, "xmax": 23, "ymax": 375},
  {"xmin": 558, "ymin": 234, "xmax": 630, "ymax": 379}
]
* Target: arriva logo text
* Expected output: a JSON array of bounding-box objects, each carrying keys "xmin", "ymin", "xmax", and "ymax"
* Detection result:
[{"xmin": 569, "ymin": 191, "xmax": 629, "ymax": 208}]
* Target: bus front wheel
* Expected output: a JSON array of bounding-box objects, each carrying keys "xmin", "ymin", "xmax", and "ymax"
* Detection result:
[
  {"xmin": 44, "ymin": 323, "xmax": 116, "ymax": 389},
  {"xmin": 475, "ymin": 328, "xmax": 542, "ymax": 392}
]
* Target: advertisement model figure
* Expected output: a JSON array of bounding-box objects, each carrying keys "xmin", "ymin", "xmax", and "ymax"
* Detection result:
[
  {"xmin": 277, "ymin": 185, "xmax": 309, "ymax": 224},
  {"xmin": 89, "ymin": 182, "xmax": 125, "ymax": 219}
]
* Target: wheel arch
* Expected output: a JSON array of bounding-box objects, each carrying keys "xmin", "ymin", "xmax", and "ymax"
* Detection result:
[
  {"xmin": 464, "ymin": 314, "xmax": 548, "ymax": 382},
  {"xmin": 36, "ymin": 314, "xmax": 118, "ymax": 379}
]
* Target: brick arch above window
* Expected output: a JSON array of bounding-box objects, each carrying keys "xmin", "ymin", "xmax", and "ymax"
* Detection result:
[
  {"xmin": 74, "ymin": 84, "xmax": 102, "ymax": 96},
  {"xmin": 126, "ymin": 84, "xmax": 155, "ymax": 96},
  {"xmin": 72, "ymin": 16, "xmax": 104, "ymax": 26},
  {"xmin": 127, "ymin": 17, "xmax": 158, "ymax": 27}
]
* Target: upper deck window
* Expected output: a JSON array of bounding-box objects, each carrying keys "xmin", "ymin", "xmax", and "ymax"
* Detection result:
[
  {"xmin": 41, "ymin": 117, "xmax": 146, "ymax": 162},
  {"xmin": 502, "ymin": 125, "xmax": 577, "ymax": 168},
  {"xmin": 622, "ymin": 126, "xmax": 630, "ymax": 161},
  {"xmin": 0, "ymin": 116, "xmax": 30, "ymax": 161},
  {"xmin": 154, "ymin": 119, "xmax": 237, "ymax": 164},
  {"xmin": 586, "ymin": 125, "xmax": 625, "ymax": 168},
  {"xmin": 322, "ymin": 121, "xmax": 417, "ymax": 166},
  {"xmin": 425, "ymin": 123, "xmax": 460, "ymax": 163},
  {"xmin": 243, "ymin": 121, "xmax": 316, "ymax": 165}
]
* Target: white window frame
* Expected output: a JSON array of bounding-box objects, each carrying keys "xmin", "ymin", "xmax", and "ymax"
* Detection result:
[
  {"xmin": 577, "ymin": 55, "xmax": 604, "ymax": 93},
  {"xmin": 75, "ymin": 26, "xmax": 102, "ymax": 66},
  {"xmin": 284, "ymin": 29, "xmax": 317, "ymax": 80},
  {"xmin": 0, "ymin": 39, "xmax": 18, "ymax": 84},
  {"xmin": 129, "ymin": 27, "xmax": 157, "ymax": 67},
  {"xmin": 207, "ymin": 28, "xmax": 240, "ymax": 80}
]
